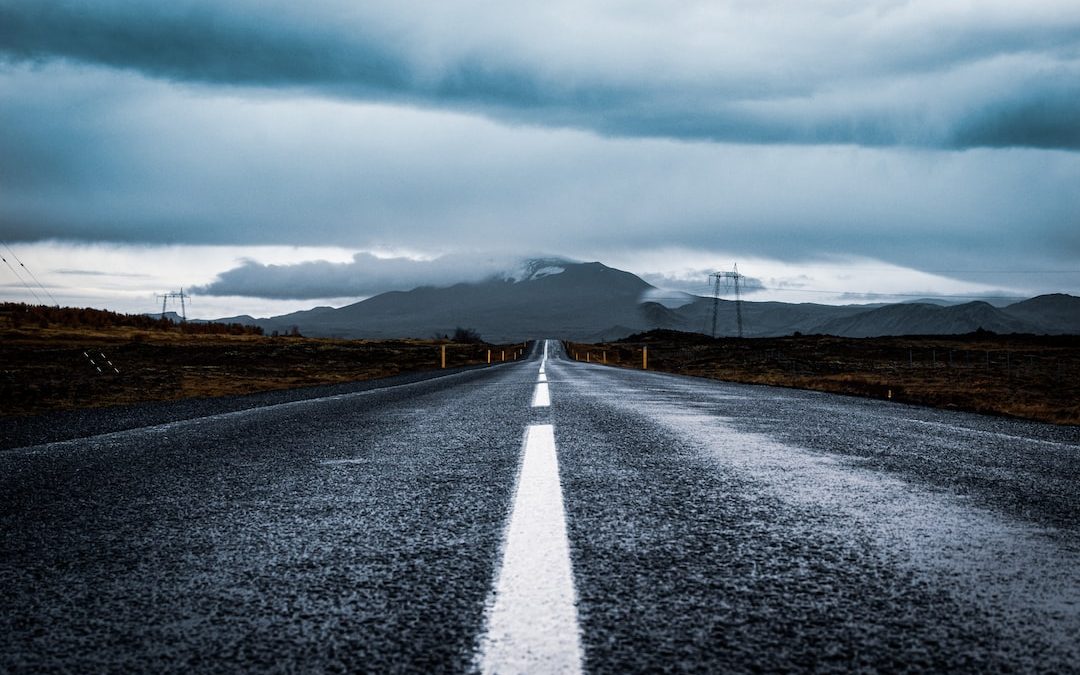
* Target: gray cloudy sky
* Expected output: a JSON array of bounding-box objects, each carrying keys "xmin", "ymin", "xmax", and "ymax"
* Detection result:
[{"xmin": 1, "ymin": 0, "xmax": 1078, "ymax": 316}]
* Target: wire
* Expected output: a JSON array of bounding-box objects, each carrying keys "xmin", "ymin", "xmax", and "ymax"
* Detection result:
[
  {"xmin": 0, "ymin": 241, "xmax": 60, "ymax": 306},
  {"xmin": 927, "ymin": 270, "xmax": 1080, "ymax": 274},
  {"xmin": 751, "ymin": 287, "xmax": 1028, "ymax": 301},
  {"xmin": 648, "ymin": 286, "xmax": 1039, "ymax": 302},
  {"xmin": 0, "ymin": 251, "xmax": 43, "ymax": 303}
]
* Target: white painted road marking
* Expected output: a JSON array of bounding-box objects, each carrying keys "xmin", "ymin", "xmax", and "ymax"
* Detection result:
[
  {"xmin": 532, "ymin": 382, "xmax": 550, "ymax": 407},
  {"xmin": 538, "ymin": 373, "xmax": 548, "ymax": 383},
  {"xmin": 479, "ymin": 424, "xmax": 583, "ymax": 674}
]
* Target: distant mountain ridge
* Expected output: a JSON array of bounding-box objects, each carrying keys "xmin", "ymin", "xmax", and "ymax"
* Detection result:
[{"xmin": 206, "ymin": 260, "xmax": 1080, "ymax": 341}]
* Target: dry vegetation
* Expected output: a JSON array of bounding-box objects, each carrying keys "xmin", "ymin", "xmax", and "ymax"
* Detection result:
[
  {"xmin": 0, "ymin": 304, "xmax": 525, "ymax": 416},
  {"xmin": 565, "ymin": 330, "xmax": 1080, "ymax": 426}
]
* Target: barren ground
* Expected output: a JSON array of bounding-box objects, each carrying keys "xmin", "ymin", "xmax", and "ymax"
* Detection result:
[
  {"xmin": 0, "ymin": 325, "xmax": 524, "ymax": 416},
  {"xmin": 564, "ymin": 331, "xmax": 1080, "ymax": 426}
]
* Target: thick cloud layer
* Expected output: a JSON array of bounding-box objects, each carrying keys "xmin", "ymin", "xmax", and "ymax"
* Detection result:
[
  {"xmin": 3, "ymin": 63, "xmax": 1078, "ymax": 278},
  {"xmin": 3, "ymin": 1, "xmax": 1079, "ymax": 308},
  {"xmin": 2, "ymin": 0, "xmax": 1080, "ymax": 148},
  {"xmin": 191, "ymin": 252, "xmax": 534, "ymax": 299}
]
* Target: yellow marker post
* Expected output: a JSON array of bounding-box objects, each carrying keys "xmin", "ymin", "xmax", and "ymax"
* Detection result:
[
  {"xmin": 501, "ymin": 350, "xmax": 505, "ymax": 362},
  {"xmin": 643, "ymin": 345, "xmax": 648, "ymax": 370},
  {"xmin": 441, "ymin": 344, "xmax": 446, "ymax": 369},
  {"xmin": 487, "ymin": 349, "xmax": 491, "ymax": 364},
  {"xmin": 586, "ymin": 352, "xmax": 590, "ymax": 363},
  {"xmin": 603, "ymin": 351, "xmax": 607, "ymax": 364}
]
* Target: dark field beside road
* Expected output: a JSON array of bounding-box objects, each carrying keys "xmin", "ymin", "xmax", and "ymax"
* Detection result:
[
  {"xmin": 0, "ymin": 323, "xmax": 523, "ymax": 417},
  {"xmin": 565, "ymin": 330, "xmax": 1080, "ymax": 425}
]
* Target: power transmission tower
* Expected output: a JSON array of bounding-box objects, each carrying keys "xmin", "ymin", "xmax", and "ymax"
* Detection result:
[
  {"xmin": 709, "ymin": 264, "xmax": 744, "ymax": 338},
  {"xmin": 156, "ymin": 288, "xmax": 189, "ymax": 322}
]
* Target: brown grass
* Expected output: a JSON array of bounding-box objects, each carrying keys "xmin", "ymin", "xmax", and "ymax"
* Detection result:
[
  {"xmin": 0, "ymin": 323, "xmax": 527, "ymax": 416},
  {"xmin": 565, "ymin": 331, "xmax": 1080, "ymax": 426}
]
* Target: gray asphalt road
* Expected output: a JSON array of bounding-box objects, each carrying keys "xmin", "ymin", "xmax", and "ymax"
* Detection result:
[{"xmin": 3, "ymin": 341, "xmax": 1079, "ymax": 673}]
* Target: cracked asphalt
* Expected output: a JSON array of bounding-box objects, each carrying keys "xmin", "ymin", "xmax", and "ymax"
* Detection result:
[{"xmin": 3, "ymin": 342, "xmax": 1079, "ymax": 672}]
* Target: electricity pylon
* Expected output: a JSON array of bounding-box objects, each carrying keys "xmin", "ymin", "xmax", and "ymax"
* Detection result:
[
  {"xmin": 710, "ymin": 264, "xmax": 744, "ymax": 338},
  {"xmin": 156, "ymin": 288, "xmax": 189, "ymax": 322}
]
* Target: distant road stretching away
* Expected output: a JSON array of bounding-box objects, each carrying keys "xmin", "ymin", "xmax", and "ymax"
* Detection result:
[{"xmin": 3, "ymin": 340, "xmax": 1080, "ymax": 672}]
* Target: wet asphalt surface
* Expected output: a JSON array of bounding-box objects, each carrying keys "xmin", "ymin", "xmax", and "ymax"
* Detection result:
[
  {"xmin": 1, "ymin": 364, "xmax": 530, "ymax": 673},
  {"xmin": 4, "ymin": 341, "xmax": 1080, "ymax": 673}
]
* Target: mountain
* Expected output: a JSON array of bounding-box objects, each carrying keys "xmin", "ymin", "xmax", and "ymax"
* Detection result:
[
  {"xmin": 211, "ymin": 260, "xmax": 1079, "ymax": 341},
  {"xmin": 253, "ymin": 260, "xmax": 657, "ymax": 342},
  {"xmin": 667, "ymin": 297, "xmax": 874, "ymax": 337},
  {"xmin": 1001, "ymin": 294, "xmax": 1080, "ymax": 334},
  {"xmin": 151, "ymin": 311, "xmax": 187, "ymax": 323},
  {"xmin": 810, "ymin": 301, "xmax": 1037, "ymax": 338}
]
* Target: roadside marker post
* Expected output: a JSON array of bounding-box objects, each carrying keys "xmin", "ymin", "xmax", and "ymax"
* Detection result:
[
  {"xmin": 488, "ymin": 349, "xmax": 492, "ymax": 364},
  {"xmin": 643, "ymin": 345, "xmax": 648, "ymax": 370},
  {"xmin": 441, "ymin": 345, "xmax": 446, "ymax": 369}
]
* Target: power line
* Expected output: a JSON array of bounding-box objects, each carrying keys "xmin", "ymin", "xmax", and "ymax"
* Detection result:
[
  {"xmin": 924, "ymin": 270, "xmax": 1080, "ymax": 275},
  {"xmin": 750, "ymin": 287, "xmax": 1030, "ymax": 300},
  {"xmin": 0, "ymin": 250, "xmax": 42, "ymax": 303},
  {"xmin": 0, "ymin": 241, "xmax": 60, "ymax": 306},
  {"xmin": 648, "ymin": 284, "xmax": 1056, "ymax": 302},
  {"xmin": 744, "ymin": 266, "xmax": 1080, "ymax": 275}
]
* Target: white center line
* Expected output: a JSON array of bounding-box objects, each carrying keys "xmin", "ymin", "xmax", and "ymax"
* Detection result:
[
  {"xmin": 538, "ymin": 373, "xmax": 548, "ymax": 383},
  {"xmin": 532, "ymin": 382, "xmax": 550, "ymax": 407},
  {"xmin": 478, "ymin": 424, "xmax": 584, "ymax": 674}
]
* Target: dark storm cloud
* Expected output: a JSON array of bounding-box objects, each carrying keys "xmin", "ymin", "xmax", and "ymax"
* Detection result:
[
  {"xmin": 0, "ymin": 1, "xmax": 599, "ymax": 117},
  {"xmin": 2, "ymin": 59, "xmax": 1078, "ymax": 279},
  {"xmin": 3, "ymin": 1, "xmax": 1080, "ymax": 296},
  {"xmin": 952, "ymin": 80, "xmax": 1080, "ymax": 149},
  {"xmin": 2, "ymin": 1, "xmax": 1080, "ymax": 149},
  {"xmin": 0, "ymin": 1, "xmax": 404, "ymax": 90}
]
